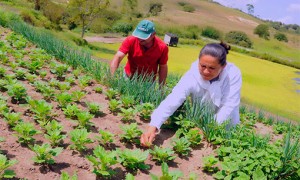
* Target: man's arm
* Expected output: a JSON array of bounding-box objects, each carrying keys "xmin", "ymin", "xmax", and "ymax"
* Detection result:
[
  {"xmin": 110, "ymin": 51, "xmax": 126, "ymax": 75},
  {"xmin": 158, "ymin": 64, "xmax": 168, "ymax": 86}
]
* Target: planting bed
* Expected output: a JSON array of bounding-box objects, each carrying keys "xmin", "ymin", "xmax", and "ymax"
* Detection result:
[{"xmin": 0, "ymin": 26, "xmax": 299, "ymax": 180}]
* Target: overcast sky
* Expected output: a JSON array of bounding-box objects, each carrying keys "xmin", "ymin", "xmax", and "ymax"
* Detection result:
[{"xmin": 213, "ymin": 0, "xmax": 300, "ymax": 25}]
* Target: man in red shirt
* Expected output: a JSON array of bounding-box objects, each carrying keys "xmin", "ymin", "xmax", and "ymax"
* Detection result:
[{"xmin": 110, "ymin": 20, "xmax": 169, "ymax": 85}]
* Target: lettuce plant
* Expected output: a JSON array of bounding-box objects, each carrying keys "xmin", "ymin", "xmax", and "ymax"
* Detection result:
[
  {"xmin": 65, "ymin": 76, "xmax": 76, "ymax": 85},
  {"xmin": 117, "ymin": 148, "xmax": 149, "ymax": 171},
  {"xmin": 183, "ymin": 129, "xmax": 203, "ymax": 147},
  {"xmin": 27, "ymin": 60, "xmax": 44, "ymax": 74},
  {"xmin": 6, "ymin": 82, "xmax": 27, "ymax": 102},
  {"xmin": 0, "ymin": 66, "xmax": 6, "ymax": 77},
  {"xmin": 78, "ymin": 75, "xmax": 93, "ymax": 89},
  {"xmin": 60, "ymin": 171, "xmax": 78, "ymax": 180},
  {"xmin": 120, "ymin": 123, "xmax": 142, "ymax": 144},
  {"xmin": 172, "ymin": 137, "xmax": 191, "ymax": 156},
  {"xmin": 45, "ymin": 129, "xmax": 66, "ymax": 146},
  {"xmin": 72, "ymin": 90, "xmax": 86, "ymax": 102},
  {"xmin": 56, "ymin": 93, "xmax": 73, "ymax": 108},
  {"xmin": 105, "ymin": 88, "xmax": 118, "ymax": 100},
  {"xmin": 45, "ymin": 120, "xmax": 64, "ymax": 132},
  {"xmin": 3, "ymin": 112, "xmax": 21, "ymax": 127},
  {"xmin": 51, "ymin": 64, "xmax": 69, "ymax": 80},
  {"xmin": 30, "ymin": 143, "xmax": 63, "ymax": 165},
  {"xmin": 62, "ymin": 104, "xmax": 80, "ymax": 119},
  {"xmin": 86, "ymin": 102, "xmax": 102, "ymax": 115},
  {"xmin": 86, "ymin": 145, "xmax": 118, "ymax": 178},
  {"xmin": 69, "ymin": 128, "xmax": 93, "ymax": 152},
  {"xmin": 0, "ymin": 154, "xmax": 17, "ymax": 179},
  {"xmin": 150, "ymin": 162, "xmax": 183, "ymax": 180},
  {"xmin": 202, "ymin": 155, "xmax": 219, "ymax": 172},
  {"xmin": 75, "ymin": 110, "xmax": 94, "ymax": 128},
  {"xmin": 149, "ymin": 145, "xmax": 176, "ymax": 164},
  {"xmin": 0, "ymin": 100, "xmax": 9, "ymax": 115},
  {"xmin": 13, "ymin": 122, "xmax": 41, "ymax": 145},
  {"xmin": 94, "ymin": 86, "xmax": 103, "ymax": 94},
  {"xmin": 118, "ymin": 108, "xmax": 136, "ymax": 122},
  {"xmin": 108, "ymin": 99, "xmax": 120, "ymax": 114},
  {"xmin": 57, "ymin": 82, "xmax": 71, "ymax": 91},
  {"xmin": 120, "ymin": 95, "xmax": 135, "ymax": 108},
  {"xmin": 138, "ymin": 102, "xmax": 154, "ymax": 121},
  {"xmin": 28, "ymin": 99, "xmax": 53, "ymax": 127},
  {"xmin": 25, "ymin": 73, "xmax": 37, "ymax": 83},
  {"xmin": 96, "ymin": 130, "xmax": 114, "ymax": 147},
  {"xmin": 39, "ymin": 70, "xmax": 47, "ymax": 79},
  {"xmin": 14, "ymin": 69, "xmax": 26, "ymax": 80}
]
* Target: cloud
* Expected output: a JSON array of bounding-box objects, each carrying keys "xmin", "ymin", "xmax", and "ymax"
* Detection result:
[{"xmin": 287, "ymin": 3, "xmax": 300, "ymax": 12}]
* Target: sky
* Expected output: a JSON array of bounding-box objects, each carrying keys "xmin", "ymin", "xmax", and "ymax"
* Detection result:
[{"xmin": 213, "ymin": 0, "xmax": 300, "ymax": 25}]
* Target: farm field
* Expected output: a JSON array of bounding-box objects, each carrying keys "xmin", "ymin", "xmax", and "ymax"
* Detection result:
[
  {"xmin": 0, "ymin": 26, "xmax": 299, "ymax": 180},
  {"xmin": 88, "ymin": 41, "xmax": 300, "ymax": 122}
]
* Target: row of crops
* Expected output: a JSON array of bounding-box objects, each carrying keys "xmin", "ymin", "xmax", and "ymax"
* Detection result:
[{"xmin": 0, "ymin": 12, "xmax": 299, "ymax": 179}]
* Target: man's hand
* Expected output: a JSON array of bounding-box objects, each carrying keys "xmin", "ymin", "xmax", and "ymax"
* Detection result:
[
  {"xmin": 140, "ymin": 125, "xmax": 157, "ymax": 147},
  {"xmin": 110, "ymin": 51, "xmax": 126, "ymax": 75},
  {"xmin": 158, "ymin": 64, "xmax": 168, "ymax": 86}
]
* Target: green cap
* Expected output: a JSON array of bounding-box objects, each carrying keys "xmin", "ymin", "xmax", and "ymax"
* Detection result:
[{"xmin": 132, "ymin": 20, "xmax": 155, "ymax": 40}]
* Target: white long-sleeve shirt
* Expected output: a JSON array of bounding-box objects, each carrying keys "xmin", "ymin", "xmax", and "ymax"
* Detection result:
[{"xmin": 150, "ymin": 60, "xmax": 242, "ymax": 129}]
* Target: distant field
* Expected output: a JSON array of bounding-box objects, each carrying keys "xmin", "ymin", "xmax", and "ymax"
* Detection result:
[{"xmin": 90, "ymin": 42, "xmax": 300, "ymax": 122}]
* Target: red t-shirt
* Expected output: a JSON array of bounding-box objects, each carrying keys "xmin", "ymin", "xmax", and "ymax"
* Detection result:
[{"xmin": 119, "ymin": 36, "xmax": 168, "ymax": 77}]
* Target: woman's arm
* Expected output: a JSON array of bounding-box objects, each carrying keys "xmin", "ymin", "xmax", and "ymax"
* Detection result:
[{"xmin": 216, "ymin": 65, "xmax": 242, "ymax": 124}]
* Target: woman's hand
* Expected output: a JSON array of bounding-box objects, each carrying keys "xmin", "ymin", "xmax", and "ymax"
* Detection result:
[{"xmin": 140, "ymin": 126, "xmax": 157, "ymax": 147}]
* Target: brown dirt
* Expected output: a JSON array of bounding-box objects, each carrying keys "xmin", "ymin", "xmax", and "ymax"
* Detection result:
[
  {"xmin": 0, "ymin": 27, "xmax": 216, "ymax": 180},
  {"xmin": 84, "ymin": 36, "xmax": 125, "ymax": 44}
]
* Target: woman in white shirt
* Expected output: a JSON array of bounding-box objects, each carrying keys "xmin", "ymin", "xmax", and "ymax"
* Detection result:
[{"xmin": 140, "ymin": 42, "xmax": 242, "ymax": 147}]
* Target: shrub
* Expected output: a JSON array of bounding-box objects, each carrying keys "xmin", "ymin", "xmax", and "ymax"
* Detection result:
[
  {"xmin": 183, "ymin": 4, "xmax": 195, "ymax": 13},
  {"xmin": 112, "ymin": 22, "xmax": 133, "ymax": 36},
  {"xmin": 149, "ymin": 2, "xmax": 163, "ymax": 16},
  {"xmin": 201, "ymin": 26, "xmax": 221, "ymax": 40},
  {"xmin": 184, "ymin": 25, "xmax": 201, "ymax": 39},
  {"xmin": 274, "ymin": 32, "xmax": 288, "ymax": 42},
  {"xmin": 254, "ymin": 24, "xmax": 270, "ymax": 40},
  {"xmin": 225, "ymin": 31, "xmax": 253, "ymax": 48}
]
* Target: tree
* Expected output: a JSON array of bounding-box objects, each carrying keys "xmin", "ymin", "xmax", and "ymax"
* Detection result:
[
  {"xmin": 254, "ymin": 24, "xmax": 270, "ymax": 40},
  {"xmin": 246, "ymin": 4, "xmax": 254, "ymax": 15},
  {"xmin": 274, "ymin": 32, "xmax": 288, "ymax": 42},
  {"xmin": 67, "ymin": 0, "xmax": 110, "ymax": 38}
]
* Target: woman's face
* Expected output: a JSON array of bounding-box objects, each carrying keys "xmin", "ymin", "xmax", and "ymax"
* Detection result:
[{"xmin": 198, "ymin": 55, "xmax": 225, "ymax": 81}]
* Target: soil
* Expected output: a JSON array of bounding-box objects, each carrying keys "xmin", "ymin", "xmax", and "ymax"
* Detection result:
[
  {"xmin": 84, "ymin": 36, "xmax": 125, "ymax": 44},
  {"xmin": 0, "ymin": 27, "xmax": 282, "ymax": 180},
  {"xmin": 0, "ymin": 27, "xmax": 217, "ymax": 180}
]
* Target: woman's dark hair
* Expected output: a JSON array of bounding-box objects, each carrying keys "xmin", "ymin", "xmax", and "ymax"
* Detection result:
[{"xmin": 199, "ymin": 41, "xmax": 231, "ymax": 66}]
